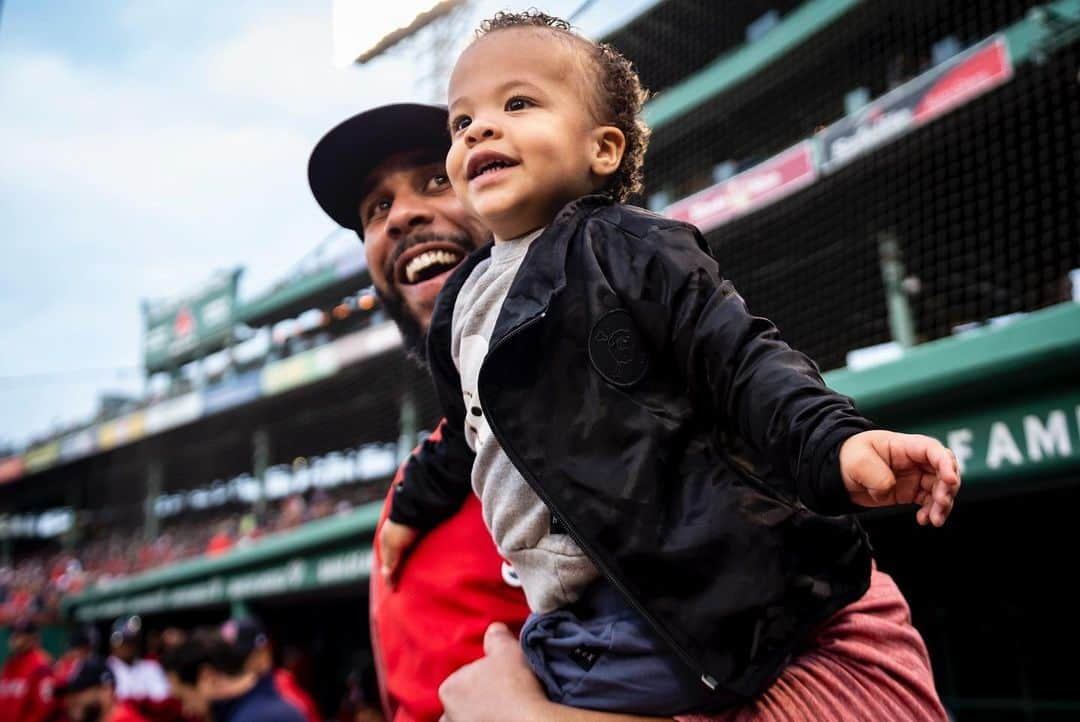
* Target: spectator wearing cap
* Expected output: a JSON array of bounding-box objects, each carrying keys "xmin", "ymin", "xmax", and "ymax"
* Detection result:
[
  {"xmin": 0, "ymin": 617, "xmax": 58, "ymax": 722},
  {"xmin": 159, "ymin": 633, "xmax": 211, "ymax": 721},
  {"xmin": 195, "ymin": 627, "xmax": 303, "ymax": 722},
  {"xmin": 57, "ymin": 656, "xmax": 148, "ymax": 722},
  {"xmin": 223, "ymin": 618, "xmax": 320, "ymax": 722},
  {"xmin": 56, "ymin": 625, "xmax": 101, "ymax": 686},
  {"xmin": 106, "ymin": 616, "xmax": 170, "ymax": 704}
]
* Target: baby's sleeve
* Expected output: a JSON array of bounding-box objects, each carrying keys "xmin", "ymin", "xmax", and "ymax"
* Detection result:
[
  {"xmin": 389, "ymin": 418, "xmax": 475, "ymax": 530},
  {"xmin": 642, "ymin": 221, "xmax": 873, "ymax": 514}
]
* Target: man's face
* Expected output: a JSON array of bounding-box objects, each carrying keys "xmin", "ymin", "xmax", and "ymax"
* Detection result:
[
  {"xmin": 167, "ymin": 672, "xmax": 208, "ymax": 716},
  {"xmin": 8, "ymin": 632, "xmax": 33, "ymax": 655},
  {"xmin": 111, "ymin": 640, "xmax": 136, "ymax": 663},
  {"xmin": 357, "ymin": 151, "xmax": 488, "ymax": 350}
]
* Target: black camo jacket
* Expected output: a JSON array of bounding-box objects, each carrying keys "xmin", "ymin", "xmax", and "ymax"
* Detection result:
[{"xmin": 390, "ymin": 195, "xmax": 873, "ymax": 709}]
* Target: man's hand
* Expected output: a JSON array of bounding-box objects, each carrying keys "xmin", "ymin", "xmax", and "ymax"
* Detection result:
[
  {"xmin": 379, "ymin": 519, "xmax": 419, "ymax": 587},
  {"xmin": 438, "ymin": 623, "xmax": 548, "ymax": 722},
  {"xmin": 840, "ymin": 430, "xmax": 961, "ymax": 526}
]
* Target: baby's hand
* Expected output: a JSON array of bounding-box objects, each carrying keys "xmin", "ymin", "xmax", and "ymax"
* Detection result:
[
  {"xmin": 379, "ymin": 519, "xmax": 419, "ymax": 587},
  {"xmin": 839, "ymin": 430, "xmax": 961, "ymax": 526}
]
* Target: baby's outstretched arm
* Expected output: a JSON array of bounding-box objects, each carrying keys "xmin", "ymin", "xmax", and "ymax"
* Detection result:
[{"xmin": 839, "ymin": 430, "xmax": 961, "ymax": 526}]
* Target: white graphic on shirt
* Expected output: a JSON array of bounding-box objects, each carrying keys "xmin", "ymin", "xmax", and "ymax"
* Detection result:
[
  {"xmin": 459, "ymin": 334, "xmax": 491, "ymax": 452},
  {"xmin": 501, "ymin": 561, "xmax": 523, "ymax": 588}
]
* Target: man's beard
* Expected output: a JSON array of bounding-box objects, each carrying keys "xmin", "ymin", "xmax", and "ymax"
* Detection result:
[
  {"xmin": 378, "ymin": 289, "xmax": 427, "ymax": 363},
  {"xmin": 77, "ymin": 702, "xmax": 104, "ymax": 722},
  {"xmin": 378, "ymin": 230, "xmax": 475, "ymax": 363}
]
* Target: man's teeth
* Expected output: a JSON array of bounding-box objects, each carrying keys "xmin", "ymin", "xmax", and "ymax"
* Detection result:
[{"xmin": 405, "ymin": 250, "xmax": 461, "ymax": 283}]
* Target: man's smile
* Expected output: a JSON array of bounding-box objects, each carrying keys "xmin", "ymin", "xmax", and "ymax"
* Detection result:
[{"xmin": 393, "ymin": 240, "xmax": 468, "ymax": 286}]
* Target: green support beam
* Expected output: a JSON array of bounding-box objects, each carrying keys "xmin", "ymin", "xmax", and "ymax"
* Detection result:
[{"xmin": 644, "ymin": 0, "xmax": 864, "ymax": 131}]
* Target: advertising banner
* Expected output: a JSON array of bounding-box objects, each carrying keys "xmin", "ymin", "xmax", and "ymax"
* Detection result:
[
  {"xmin": 818, "ymin": 36, "xmax": 1012, "ymax": 171},
  {"xmin": 203, "ymin": 371, "xmax": 262, "ymax": 415},
  {"xmin": 665, "ymin": 142, "xmax": 817, "ymax": 232},
  {"xmin": 143, "ymin": 269, "xmax": 241, "ymax": 372}
]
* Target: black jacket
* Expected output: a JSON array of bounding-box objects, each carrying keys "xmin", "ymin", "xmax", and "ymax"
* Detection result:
[{"xmin": 391, "ymin": 196, "xmax": 873, "ymax": 707}]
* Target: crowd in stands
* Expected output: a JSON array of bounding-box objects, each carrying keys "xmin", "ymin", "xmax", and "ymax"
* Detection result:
[
  {"xmin": 1, "ymin": 483, "xmax": 384, "ymax": 626},
  {"xmin": 2, "ymin": 611, "xmax": 383, "ymax": 721}
]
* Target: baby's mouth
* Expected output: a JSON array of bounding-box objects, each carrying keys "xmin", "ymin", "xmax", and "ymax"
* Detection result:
[{"xmin": 466, "ymin": 151, "xmax": 520, "ymax": 181}]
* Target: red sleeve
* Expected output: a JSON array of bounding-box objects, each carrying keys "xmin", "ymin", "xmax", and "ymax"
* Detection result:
[
  {"xmin": 274, "ymin": 669, "xmax": 321, "ymax": 722},
  {"xmin": 371, "ymin": 424, "xmax": 532, "ymax": 722},
  {"xmin": 22, "ymin": 665, "xmax": 59, "ymax": 722}
]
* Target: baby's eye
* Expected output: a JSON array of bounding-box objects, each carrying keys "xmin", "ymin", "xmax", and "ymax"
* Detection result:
[
  {"xmin": 451, "ymin": 115, "xmax": 471, "ymax": 132},
  {"xmin": 425, "ymin": 173, "xmax": 450, "ymax": 192},
  {"xmin": 505, "ymin": 97, "xmax": 533, "ymax": 112}
]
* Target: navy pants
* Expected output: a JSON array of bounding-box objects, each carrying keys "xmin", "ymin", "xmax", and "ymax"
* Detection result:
[{"xmin": 520, "ymin": 581, "xmax": 718, "ymax": 715}]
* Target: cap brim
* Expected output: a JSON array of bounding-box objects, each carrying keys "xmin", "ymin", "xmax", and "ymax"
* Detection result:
[{"xmin": 308, "ymin": 103, "xmax": 451, "ymax": 234}]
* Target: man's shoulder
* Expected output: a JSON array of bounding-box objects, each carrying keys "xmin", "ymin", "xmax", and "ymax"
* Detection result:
[{"xmin": 234, "ymin": 691, "xmax": 306, "ymax": 722}]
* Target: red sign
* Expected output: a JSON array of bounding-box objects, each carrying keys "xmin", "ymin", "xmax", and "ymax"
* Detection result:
[
  {"xmin": 665, "ymin": 142, "xmax": 817, "ymax": 233},
  {"xmin": 819, "ymin": 35, "xmax": 1013, "ymax": 171},
  {"xmin": 0, "ymin": 455, "xmax": 25, "ymax": 484},
  {"xmin": 915, "ymin": 37, "xmax": 1013, "ymax": 122},
  {"xmin": 174, "ymin": 307, "xmax": 195, "ymax": 338}
]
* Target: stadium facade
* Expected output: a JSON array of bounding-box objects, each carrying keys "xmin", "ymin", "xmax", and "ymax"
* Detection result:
[{"xmin": 2, "ymin": 0, "xmax": 1079, "ymax": 718}]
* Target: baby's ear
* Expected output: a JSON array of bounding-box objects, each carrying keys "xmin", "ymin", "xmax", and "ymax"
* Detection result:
[{"xmin": 590, "ymin": 125, "xmax": 626, "ymax": 180}]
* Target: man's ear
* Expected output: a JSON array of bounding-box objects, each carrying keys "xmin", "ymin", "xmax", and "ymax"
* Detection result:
[{"xmin": 590, "ymin": 126, "xmax": 626, "ymax": 180}]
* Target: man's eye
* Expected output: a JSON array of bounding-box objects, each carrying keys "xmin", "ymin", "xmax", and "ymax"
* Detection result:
[
  {"xmin": 365, "ymin": 199, "xmax": 391, "ymax": 221},
  {"xmin": 505, "ymin": 97, "xmax": 532, "ymax": 112},
  {"xmin": 451, "ymin": 115, "xmax": 471, "ymax": 132},
  {"xmin": 426, "ymin": 174, "xmax": 450, "ymax": 191}
]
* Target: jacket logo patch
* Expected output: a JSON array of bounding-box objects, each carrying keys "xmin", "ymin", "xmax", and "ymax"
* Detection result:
[
  {"xmin": 589, "ymin": 309, "xmax": 648, "ymax": 387},
  {"xmin": 568, "ymin": 645, "xmax": 605, "ymax": 671}
]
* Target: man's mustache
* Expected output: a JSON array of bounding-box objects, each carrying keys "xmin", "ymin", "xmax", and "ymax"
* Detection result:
[{"xmin": 382, "ymin": 231, "xmax": 475, "ymax": 291}]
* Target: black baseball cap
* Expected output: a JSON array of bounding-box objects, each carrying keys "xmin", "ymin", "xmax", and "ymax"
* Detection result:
[
  {"xmin": 308, "ymin": 103, "xmax": 451, "ymax": 237},
  {"xmin": 57, "ymin": 656, "xmax": 114, "ymax": 695},
  {"xmin": 12, "ymin": 616, "xmax": 38, "ymax": 635},
  {"xmin": 219, "ymin": 617, "xmax": 267, "ymax": 658},
  {"xmin": 70, "ymin": 624, "xmax": 101, "ymax": 649}
]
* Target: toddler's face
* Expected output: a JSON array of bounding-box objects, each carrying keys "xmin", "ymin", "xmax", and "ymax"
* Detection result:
[{"xmin": 446, "ymin": 29, "xmax": 605, "ymax": 240}]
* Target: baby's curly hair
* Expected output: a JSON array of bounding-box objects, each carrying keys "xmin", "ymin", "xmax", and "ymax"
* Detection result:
[{"xmin": 474, "ymin": 10, "xmax": 650, "ymax": 202}]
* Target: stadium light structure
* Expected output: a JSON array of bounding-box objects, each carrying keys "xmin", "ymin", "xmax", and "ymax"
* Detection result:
[{"xmin": 333, "ymin": 0, "xmax": 466, "ymax": 67}]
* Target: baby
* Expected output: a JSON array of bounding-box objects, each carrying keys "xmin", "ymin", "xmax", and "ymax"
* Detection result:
[{"xmin": 382, "ymin": 10, "xmax": 960, "ymax": 715}]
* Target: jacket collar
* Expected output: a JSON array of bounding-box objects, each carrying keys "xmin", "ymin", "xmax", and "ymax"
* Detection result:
[{"xmin": 426, "ymin": 194, "xmax": 613, "ymax": 359}]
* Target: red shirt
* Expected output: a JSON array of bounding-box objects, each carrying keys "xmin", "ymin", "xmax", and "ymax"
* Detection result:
[
  {"xmin": 274, "ymin": 669, "xmax": 320, "ymax": 722},
  {"xmin": 0, "ymin": 646, "xmax": 57, "ymax": 722},
  {"xmin": 370, "ymin": 424, "xmax": 531, "ymax": 722},
  {"xmin": 109, "ymin": 701, "xmax": 150, "ymax": 722}
]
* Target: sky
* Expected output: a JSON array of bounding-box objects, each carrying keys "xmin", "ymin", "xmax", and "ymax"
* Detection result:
[{"xmin": 0, "ymin": 0, "xmax": 659, "ymax": 449}]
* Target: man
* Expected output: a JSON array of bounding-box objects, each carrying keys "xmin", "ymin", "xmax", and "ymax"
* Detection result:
[
  {"xmin": 222, "ymin": 617, "xmax": 320, "ymax": 722},
  {"xmin": 57, "ymin": 657, "xmax": 148, "ymax": 722},
  {"xmin": 198, "ymin": 629, "xmax": 303, "ymax": 722},
  {"xmin": 55, "ymin": 625, "xmax": 101, "ymax": 686},
  {"xmin": 0, "ymin": 617, "xmax": 58, "ymax": 722},
  {"xmin": 309, "ymin": 103, "xmax": 529, "ymax": 722},
  {"xmin": 106, "ymin": 617, "xmax": 170, "ymax": 705},
  {"xmin": 308, "ymin": 105, "xmax": 946, "ymax": 722},
  {"xmin": 159, "ymin": 634, "xmax": 211, "ymax": 721}
]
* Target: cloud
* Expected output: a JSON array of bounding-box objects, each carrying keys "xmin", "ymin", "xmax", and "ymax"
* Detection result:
[
  {"xmin": 0, "ymin": 2, "xmax": 430, "ymax": 444},
  {"xmin": 205, "ymin": 4, "xmax": 417, "ymax": 114}
]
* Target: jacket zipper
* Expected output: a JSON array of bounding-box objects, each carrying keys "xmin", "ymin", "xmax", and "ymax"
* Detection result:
[{"xmin": 480, "ymin": 313, "xmax": 720, "ymax": 693}]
